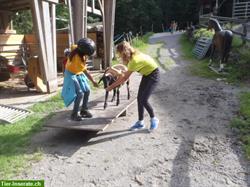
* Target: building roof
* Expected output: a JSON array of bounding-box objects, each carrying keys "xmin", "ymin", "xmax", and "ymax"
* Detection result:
[
  {"xmin": 0, "ymin": 0, "xmax": 30, "ymax": 12},
  {"xmin": 0, "ymin": 0, "xmax": 60, "ymax": 12}
]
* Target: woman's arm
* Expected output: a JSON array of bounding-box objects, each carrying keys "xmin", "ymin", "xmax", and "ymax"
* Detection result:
[
  {"xmin": 106, "ymin": 70, "xmax": 133, "ymax": 92},
  {"xmin": 83, "ymin": 69, "xmax": 99, "ymax": 87}
]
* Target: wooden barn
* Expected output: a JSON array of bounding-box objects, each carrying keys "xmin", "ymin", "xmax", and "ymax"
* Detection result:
[
  {"xmin": 0, "ymin": 0, "xmax": 116, "ymax": 93},
  {"xmin": 200, "ymin": 0, "xmax": 250, "ymax": 19}
]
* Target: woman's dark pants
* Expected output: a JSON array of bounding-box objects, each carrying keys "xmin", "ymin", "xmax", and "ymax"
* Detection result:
[{"xmin": 137, "ymin": 68, "xmax": 160, "ymax": 121}]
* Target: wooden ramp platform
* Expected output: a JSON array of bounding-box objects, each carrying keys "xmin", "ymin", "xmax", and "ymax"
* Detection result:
[{"xmin": 45, "ymin": 95, "xmax": 136, "ymax": 132}]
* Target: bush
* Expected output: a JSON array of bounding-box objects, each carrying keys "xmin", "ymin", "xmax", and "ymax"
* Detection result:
[
  {"xmin": 229, "ymin": 43, "xmax": 250, "ymax": 82},
  {"xmin": 193, "ymin": 28, "xmax": 214, "ymax": 41}
]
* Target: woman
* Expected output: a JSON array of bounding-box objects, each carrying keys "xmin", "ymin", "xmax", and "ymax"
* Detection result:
[
  {"xmin": 62, "ymin": 38, "xmax": 98, "ymax": 121},
  {"xmin": 106, "ymin": 41, "xmax": 160, "ymax": 131}
]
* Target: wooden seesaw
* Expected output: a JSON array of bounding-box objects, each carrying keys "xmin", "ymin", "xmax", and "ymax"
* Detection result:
[{"xmin": 45, "ymin": 89, "xmax": 137, "ymax": 132}]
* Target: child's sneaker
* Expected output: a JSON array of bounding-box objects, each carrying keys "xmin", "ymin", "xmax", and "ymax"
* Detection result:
[
  {"xmin": 149, "ymin": 117, "xmax": 159, "ymax": 132},
  {"xmin": 80, "ymin": 109, "xmax": 93, "ymax": 118},
  {"xmin": 130, "ymin": 121, "xmax": 145, "ymax": 131}
]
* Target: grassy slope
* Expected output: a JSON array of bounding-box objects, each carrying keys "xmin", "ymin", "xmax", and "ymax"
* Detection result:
[{"xmin": 0, "ymin": 94, "xmax": 64, "ymax": 178}]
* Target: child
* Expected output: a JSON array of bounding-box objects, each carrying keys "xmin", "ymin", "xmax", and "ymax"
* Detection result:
[
  {"xmin": 61, "ymin": 38, "xmax": 98, "ymax": 121},
  {"xmin": 106, "ymin": 41, "xmax": 160, "ymax": 131}
]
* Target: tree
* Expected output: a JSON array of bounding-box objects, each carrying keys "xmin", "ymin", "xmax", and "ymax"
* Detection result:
[
  {"xmin": 114, "ymin": 0, "xmax": 199, "ymax": 35},
  {"xmin": 12, "ymin": 10, "xmax": 33, "ymax": 34},
  {"xmin": 115, "ymin": 0, "xmax": 163, "ymax": 35}
]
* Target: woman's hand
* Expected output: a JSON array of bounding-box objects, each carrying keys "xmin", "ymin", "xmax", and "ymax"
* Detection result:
[
  {"xmin": 93, "ymin": 81, "xmax": 99, "ymax": 88},
  {"xmin": 105, "ymin": 86, "xmax": 112, "ymax": 92},
  {"xmin": 105, "ymin": 71, "xmax": 133, "ymax": 92}
]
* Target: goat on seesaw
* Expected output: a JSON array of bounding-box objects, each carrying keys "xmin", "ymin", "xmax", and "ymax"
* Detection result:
[{"xmin": 98, "ymin": 64, "xmax": 130, "ymax": 109}]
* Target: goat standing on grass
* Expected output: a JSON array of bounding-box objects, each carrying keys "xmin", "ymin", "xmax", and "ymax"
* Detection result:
[{"xmin": 98, "ymin": 64, "xmax": 130, "ymax": 109}]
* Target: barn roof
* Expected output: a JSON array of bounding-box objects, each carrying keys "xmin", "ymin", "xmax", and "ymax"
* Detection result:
[{"xmin": 0, "ymin": 0, "xmax": 60, "ymax": 12}]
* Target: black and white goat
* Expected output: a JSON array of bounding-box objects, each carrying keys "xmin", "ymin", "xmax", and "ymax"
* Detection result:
[{"xmin": 98, "ymin": 64, "xmax": 130, "ymax": 109}]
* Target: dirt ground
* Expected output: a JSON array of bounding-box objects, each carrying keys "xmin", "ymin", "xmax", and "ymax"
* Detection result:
[{"xmin": 16, "ymin": 33, "xmax": 250, "ymax": 187}]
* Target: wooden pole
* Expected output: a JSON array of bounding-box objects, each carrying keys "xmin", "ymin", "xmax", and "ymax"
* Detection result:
[
  {"xmin": 30, "ymin": 0, "xmax": 58, "ymax": 93},
  {"xmin": 71, "ymin": 0, "xmax": 87, "ymax": 42},
  {"xmin": 67, "ymin": 0, "xmax": 74, "ymax": 45},
  {"xmin": 51, "ymin": 4, "xmax": 57, "ymax": 75},
  {"xmin": 102, "ymin": 0, "xmax": 116, "ymax": 68}
]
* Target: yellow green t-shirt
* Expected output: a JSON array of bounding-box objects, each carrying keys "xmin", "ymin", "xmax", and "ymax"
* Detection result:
[
  {"xmin": 127, "ymin": 52, "xmax": 158, "ymax": 76},
  {"xmin": 65, "ymin": 45, "xmax": 87, "ymax": 75}
]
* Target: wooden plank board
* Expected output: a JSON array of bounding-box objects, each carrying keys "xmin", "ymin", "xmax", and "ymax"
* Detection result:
[
  {"xmin": 0, "ymin": 34, "xmax": 24, "ymax": 45},
  {"xmin": 45, "ymin": 95, "xmax": 136, "ymax": 131}
]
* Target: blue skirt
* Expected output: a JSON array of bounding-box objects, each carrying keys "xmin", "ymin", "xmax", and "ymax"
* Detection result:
[{"xmin": 61, "ymin": 70, "xmax": 90, "ymax": 107}]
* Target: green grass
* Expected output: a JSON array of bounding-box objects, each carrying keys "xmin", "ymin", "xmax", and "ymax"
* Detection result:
[
  {"xmin": 132, "ymin": 32, "xmax": 154, "ymax": 53},
  {"xmin": 0, "ymin": 93, "xmax": 64, "ymax": 178},
  {"xmin": 179, "ymin": 34, "xmax": 224, "ymax": 80},
  {"xmin": 231, "ymin": 92, "xmax": 250, "ymax": 159},
  {"xmin": 131, "ymin": 32, "xmax": 168, "ymax": 70},
  {"xmin": 112, "ymin": 32, "xmax": 155, "ymax": 65}
]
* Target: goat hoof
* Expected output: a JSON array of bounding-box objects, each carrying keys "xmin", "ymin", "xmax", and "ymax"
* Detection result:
[{"xmin": 104, "ymin": 104, "xmax": 107, "ymax": 109}]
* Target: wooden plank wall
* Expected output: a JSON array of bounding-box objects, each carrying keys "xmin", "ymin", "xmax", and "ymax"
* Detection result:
[
  {"xmin": 0, "ymin": 34, "xmax": 24, "ymax": 65},
  {"xmin": 0, "ymin": 32, "xmax": 99, "ymax": 66}
]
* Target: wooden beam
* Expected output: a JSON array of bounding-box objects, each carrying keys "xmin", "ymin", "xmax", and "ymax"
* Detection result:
[
  {"xmin": 103, "ymin": 0, "xmax": 116, "ymax": 68},
  {"xmin": 97, "ymin": 0, "xmax": 104, "ymax": 15},
  {"xmin": 51, "ymin": 4, "xmax": 57, "ymax": 73},
  {"xmin": 42, "ymin": 0, "xmax": 59, "ymax": 4},
  {"xmin": 0, "ymin": 0, "xmax": 30, "ymax": 11},
  {"xmin": 71, "ymin": 0, "xmax": 87, "ymax": 42},
  {"xmin": 87, "ymin": 6, "xmax": 102, "ymax": 16},
  {"xmin": 31, "ymin": 0, "xmax": 58, "ymax": 93},
  {"xmin": 31, "ymin": 0, "xmax": 48, "ymax": 84},
  {"xmin": 41, "ymin": 1, "xmax": 58, "ymax": 92},
  {"xmin": 67, "ymin": 0, "xmax": 74, "ymax": 45}
]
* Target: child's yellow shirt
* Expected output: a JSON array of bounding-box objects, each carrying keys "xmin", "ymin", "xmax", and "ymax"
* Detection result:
[{"xmin": 65, "ymin": 45, "xmax": 87, "ymax": 75}]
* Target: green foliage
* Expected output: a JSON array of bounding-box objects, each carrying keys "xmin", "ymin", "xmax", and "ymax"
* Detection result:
[
  {"xmin": 231, "ymin": 92, "xmax": 250, "ymax": 159},
  {"xmin": 240, "ymin": 93, "xmax": 250, "ymax": 118},
  {"xmin": 228, "ymin": 43, "xmax": 250, "ymax": 82},
  {"xmin": 179, "ymin": 34, "xmax": 196, "ymax": 59},
  {"xmin": 232, "ymin": 35, "xmax": 243, "ymax": 48},
  {"xmin": 193, "ymin": 28, "xmax": 214, "ymax": 41},
  {"xmin": 163, "ymin": 0, "xmax": 199, "ymax": 29},
  {"xmin": 0, "ymin": 93, "xmax": 64, "ymax": 178},
  {"xmin": 114, "ymin": 0, "xmax": 200, "ymax": 34},
  {"xmin": 115, "ymin": 0, "xmax": 163, "ymax": 34},
  {"xmin": 12, "ymin": 10, "xmax": 33, "ymax": 34},
  {"xmin": 87, "ymin": 13, "xmax": 101, "ymax": 23},
  {"xmin": 56, "ymin": 4, "xmax": 69, "ymax": 29}
]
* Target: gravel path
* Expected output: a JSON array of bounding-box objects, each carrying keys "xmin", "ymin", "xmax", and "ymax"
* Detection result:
[{"xmin": 18, "ymin": 32, "xmax": 250, "ymax": 187}]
